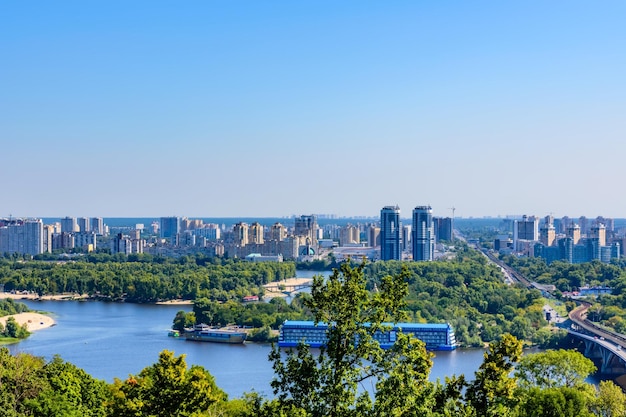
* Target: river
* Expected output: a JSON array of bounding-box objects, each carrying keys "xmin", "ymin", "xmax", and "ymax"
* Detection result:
[{"xmin": 6, "ymin": 270, "xmax": 490, "ymax": 398}]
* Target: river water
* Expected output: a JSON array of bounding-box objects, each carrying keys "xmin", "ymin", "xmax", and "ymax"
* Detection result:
[{"xmin": 7, "ymin": 270, "xmax": 489, "ymax": 398}]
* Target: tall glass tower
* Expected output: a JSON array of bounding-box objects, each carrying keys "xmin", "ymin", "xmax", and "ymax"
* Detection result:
[
  {"xmin": 380, "ymin": 206, "xmax": 402, "ymax": 261},
  {"xmin": 412, "ymin": 206, "xmax": 434, "ymax": 261},
  {"xmin": 160, "ymin": 217, "xmax": 180, "ymax": 240}
]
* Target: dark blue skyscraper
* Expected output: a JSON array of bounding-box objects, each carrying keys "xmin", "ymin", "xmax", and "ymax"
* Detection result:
[
  {"xmin": 160, "ymin": 216, "xmax": 180, "ymax": 241},
  {"xmin": 380, "ymin": 206, "xmax": 402, "ymax": 261},
  {"xmin": 412, "ymin": 206, "xmax": 434, "ymax": 261}
]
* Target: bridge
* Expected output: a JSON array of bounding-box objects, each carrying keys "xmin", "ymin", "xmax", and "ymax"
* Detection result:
[
  {"xmin": 263, "ymin": 279, "xmax": 312, "ymax": 296},
  {"xmin": 565, "ymin": 302, "xmax": 626, "ymax": 375},
  {"xmin": 567, "ymin": 329, "xmax": 626, "ymax": 374},
  {"xmin": 477, "ymin": 245, "xmax": 626, "ymax": 375}
]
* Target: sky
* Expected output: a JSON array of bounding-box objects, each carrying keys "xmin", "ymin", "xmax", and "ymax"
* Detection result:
[{"xmin": 2, "ymin": 1, "xmax": 626, "ymax": 219}]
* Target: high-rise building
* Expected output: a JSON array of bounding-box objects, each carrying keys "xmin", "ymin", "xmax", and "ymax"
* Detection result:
[
  {"xmin": 402, "ymin": 225, "xmax": 412, "ymax": 251},
  {"xmin": 567, "ymin": 224, "xmax": 581, "ymax": 245},
  {"xmin": 75, "ymin": 232, "xmax": 97, "ymax": 251},
  {"xmin": 90, "ymin": 217, "xmax": 104, "ymax": 235},
  {"xmin": 248, "ymin": 222, "xmax": 264, "ymax": 244},
  {"xmin": 294, "ymin": 215, "xmax": 318, "ymax": 247},
  {"xmin": 60, "ymin": 217, "xmax": 77, "ymax": 233},
  {"xmin": 368, "ymin": 225, "xmax": 380, "ymax": 247},
  {"xmin": 160, "ymin": 217, "xmax": 180, "ymax": 241},
  {"xmin": 559, "ymin": 216, "xmax": 572, "ymax": 234},
  {"xmin": 233, "ymin": 222, "xmax": 249, "ymax": 246},
  {"xmin": 340, "ymin": 224, "xmax": 360, "ymax": 246},
  {"xmin": 52, "ymin": 232, "xmax": 74, "ymax": 250},
  {"xmin": 597, "ymin": 216, "xmax": 615, "ymax": 232},
  {"xmin": 270, "ymin": 223, "xmax": 286, "ymax": 241},
  {"xmin": 515, "ymin": 216, "xmax": 539, "ymax": 241},
  {"xmin": 579, "ymin": 216, "xmax": 589, "ymax": 235},
  {"xmin": 434, "ymin": 217, "xmax": 454, "ymax": 242},
  {"xmin": 43, "ymin": 224, "xmax": 55, "ymax": 253},
  {"xmin": 591, "ymin": 224, "xmax": 606, "ymax": 247},
  {"xmin": 412, "ymin": 206, "xmax": 434, "ymax": 262},
  {"xmin": 0, "ymin": 219, "xmax": 44, "ymax": 256},
  {"xmin": 540, "ymin": 224, "xmax": 556, "ymax": 246},
  {"xmin": 380, "ymin": 206, "xmax": 402, "ymax": 261},
  {"xmin": 111, "ymin": 233, "xmax": 132, "ymax": 255},
  {"xmin": 77, "ymin": 217, "xmax": 90, "ymax": 233}
]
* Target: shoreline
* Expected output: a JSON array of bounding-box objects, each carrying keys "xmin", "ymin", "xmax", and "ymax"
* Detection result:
[
  {"xmin": 0, "ymin": 312, "xmax": 56, "ymax": 332},
  {"xmin": 1, "ymin": 292, "xmax": 88, "ymax": 301},
  {"xmin": 155, "ymin": 299, "xmax": 194, "ymax": 305}
]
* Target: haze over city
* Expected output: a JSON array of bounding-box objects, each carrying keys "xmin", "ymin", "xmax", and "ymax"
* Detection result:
[{"xmin": 3, "ymin": 2, "xmax": 626, "ymax": 218}]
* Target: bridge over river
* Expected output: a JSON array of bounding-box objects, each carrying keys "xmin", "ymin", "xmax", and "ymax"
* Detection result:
[
  {"xmin": 566, "ymin": 303, "xmax": 626, "ymax": 375},
  {"xmin": 478, "ymin": 245, "xmax": 626, "ymax": 376}
]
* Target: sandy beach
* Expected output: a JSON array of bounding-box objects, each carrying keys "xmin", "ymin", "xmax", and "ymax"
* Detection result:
[
  {"xmin": 1, "ymin": 292, "xmax": 87, "ymax": 301},
  {"xmin": 0, "ymin": 312, "xmax": 55, "ymax": 332},
  {"xmin": 155, "ymin": 299, "xmax": 194, "ymax": 305}
]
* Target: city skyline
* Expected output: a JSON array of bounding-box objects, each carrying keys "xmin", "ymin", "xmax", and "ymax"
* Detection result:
[{"xmin": 4, "ymin": 2, "xmax": 626, "ymax": 218}]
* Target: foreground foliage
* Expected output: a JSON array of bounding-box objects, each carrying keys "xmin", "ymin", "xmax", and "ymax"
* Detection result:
[
  {"xmin": 265, "ymin": 262, "xmax": 434, "ymax": 416},
  {"xmin": 109, "ymin": 350, "xmax": 228, "ymax": 417}
]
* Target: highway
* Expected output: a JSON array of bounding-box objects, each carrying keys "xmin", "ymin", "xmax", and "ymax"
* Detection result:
[
  {"xmin": 475, "ymin": 246, "xmax": 534, "ymax": 288},
  {"xmin": 569, "ymin": 302, "xmax": 626, "ymax": 348},
  {"xmin": 476, "ymin": 243, "xmax": 626, "ymax": 351}
]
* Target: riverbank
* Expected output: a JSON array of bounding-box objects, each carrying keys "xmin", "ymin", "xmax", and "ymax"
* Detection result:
[
  {"xmin": 0, "ymin": 312, "xmax": 55, "ymax": 332},
  {"xmin": 1, "ymin": 291, "xmax": 88, "ymax": 301},
  {"xmin": 155, "ymin": 299, "xmax": 194, "ymax": 305}
]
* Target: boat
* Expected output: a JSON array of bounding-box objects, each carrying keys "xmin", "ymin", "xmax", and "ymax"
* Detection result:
[
  {"xmin": 168, "ymin": 329, "xmax": 180, "ymax": 337},
  {"xmin": 184, "ymin": 324, "xmax": 247, "ymax": 344}
]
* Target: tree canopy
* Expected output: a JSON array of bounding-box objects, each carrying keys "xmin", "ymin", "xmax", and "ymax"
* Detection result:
[{"xmin": 265, "ymin": 262, "xmax": 435, "ymax": 416}]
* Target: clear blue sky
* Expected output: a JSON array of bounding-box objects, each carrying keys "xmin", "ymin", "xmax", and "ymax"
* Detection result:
[{"xmin": 2, "ymin": 1, "xmax": 626, "ymax": 219}]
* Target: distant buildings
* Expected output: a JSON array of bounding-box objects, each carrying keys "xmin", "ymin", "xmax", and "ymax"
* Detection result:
[
  {"xmin": 159, "ymin": 217, "xmax": 180, "ymax": 241},
  {"xmin": 339, "ymin": 224, "xmax": 360, "ymax": 246},
  {"xmin": 77, "ymin": 217, "xmax": 90, "ymax": 233},
  {"xmin": 111, "ymin": 232, "xmax": 144, "ymax": 255},
  {"xmin": 3, "ymin": 209, "xmax": 623, "ymax": 268},
  {"xmin": 60, "ymin": 216, "xmax": 77, "ymax": 233},
  {"xmin": 412, "ymin": 206, "xmax": 434, "ymax": 262},
  {"xmin": 0, "ymin": 218, "xmax": 43, "ymax": 256},
  {"xmin": 496, "ymin": 214, "xmax": 622, "ymax": 265},
  {"xmin": 434, "ymin": 217, "xmax": 454, "ymax": 242},
  {"xmin": 91, "ymin": 217, "xmax": 104, "ymax": 235},
  {"xmin": 380, "ymin": 206, "xmax": 402, "ymax": 261},
  {"xmin": 294, "ymin": 215, "xmax": 318, "ymax": 247}
]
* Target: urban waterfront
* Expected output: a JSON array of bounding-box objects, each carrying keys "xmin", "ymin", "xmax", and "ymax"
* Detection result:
[{"xmin": 6, "ymin": 286, "xmax": 489, "ymax": 398}]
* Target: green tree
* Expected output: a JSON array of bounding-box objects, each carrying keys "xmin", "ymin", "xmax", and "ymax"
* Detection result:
[
  {"xmin": 592, "ymin": 380, "xmax": 626, "ymax": 417},
  {"xmin": 465, "ymin": 333, "xmax": 522, "ymax": 417},
  {"xmin": 109, "ymin": 350, "xmax": 227, "ymax": 417},
  {"xmin": 0, "ymin": 347, "xmax": 47, "ymax": 416},
  {"xmin": 172, "ymin": 310, "xmax": 195, "ymax": 332},
  {"xmin": 1, "ymin": 316, "xmax": 29, "ymax": 339},
  {"xmin": 517, "ymin": 386, "xmax": 593, "ymax": 417},
  {"xmin": 515, "ymin": 349, "xmax": 596, "ymax": 389},
  {"xmin": 26, "ymin": 355, "xmax": 111, "ymax": 417},
  {"xmin": 267, "ymin": 262, "xmax": 435, "ymax": 417}
]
